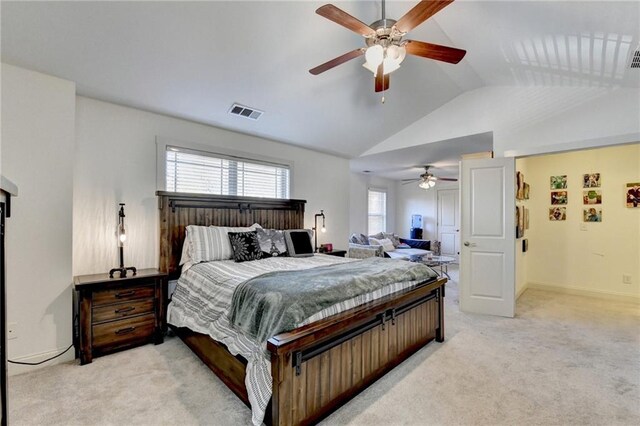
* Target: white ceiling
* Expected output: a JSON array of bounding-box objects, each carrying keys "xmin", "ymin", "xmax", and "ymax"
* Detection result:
[
  {"xmin": 2, "ymin": 1, "xmax": 638, "ymax": 161},
  {"xmin": 350, "ymin": 131, "xmax": 493, "ymax": 179}
]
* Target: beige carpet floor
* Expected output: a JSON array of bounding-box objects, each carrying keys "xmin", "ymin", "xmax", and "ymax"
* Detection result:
[{"xmin": 9, "ymin": 265, "xmax": 640, "ymax": 425}]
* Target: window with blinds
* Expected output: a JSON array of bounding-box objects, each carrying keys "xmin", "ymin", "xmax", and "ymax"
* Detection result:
[
  {"xmin": 166, "ymin": 147, "xmax": 290, "ymax": 199},
  {"xmin": 368, "ymin": 189, "xmax": 387, "ymax": 235}
]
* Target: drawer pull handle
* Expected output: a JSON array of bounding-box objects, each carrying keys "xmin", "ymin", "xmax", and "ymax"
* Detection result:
[
  {"xmin": 115, "ymin": 290, "xmax": 136, "ymax": 298},
  {"xmin": 115, "ymin": 306, "xmax": 135, "ymax": 314},
  {"xmin": 115, "ymin": 326, "xmax": 136, "ymax": 335}
]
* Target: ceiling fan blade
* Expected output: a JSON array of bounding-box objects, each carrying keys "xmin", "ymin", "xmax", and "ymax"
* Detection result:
[
  {"xmin": 395, "ymin": 0, "xmax": 454, "ymax": 34},
  {"xmin": 405, "ymin": 40, "xmax": 467, "ymax": 64},
  {"xmin": 402, "ymin": 179, "xmax": 421, "ymax": 185},
  {"xmin": 316, "ymin": 4, "xmax": 376, "ymax": 37},
  {"xmin": 437, "ymin": 177, "xmax": 458, "ymax": 181},
  {"xmin": 374, "ymin": 64, "xmax": 390, "ymax": 92},
  {"xmin": 309, "ymin": 49, "xmax": 365, "ymax": 75}
]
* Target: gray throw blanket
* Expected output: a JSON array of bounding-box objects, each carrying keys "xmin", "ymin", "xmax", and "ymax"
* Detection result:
[{"xmin": 229, "ymin": 257, "xmax": 438, "ymax": 341}]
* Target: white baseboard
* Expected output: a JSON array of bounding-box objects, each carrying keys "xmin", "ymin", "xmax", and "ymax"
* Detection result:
[
  {"xmin": 8, "ymin": 346, "xmax": 76, "ymax": 376},
  {"xmin": 515, "ymin": 283, "xmax": 528, "ymax": 300},
  {"xmin": 527, "ymin": 282, "xmax": 640, "ymax": 304}
]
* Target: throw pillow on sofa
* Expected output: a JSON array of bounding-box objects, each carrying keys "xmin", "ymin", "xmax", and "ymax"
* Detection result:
[{"xmin": 369, "ymin": 237, "xmax": 395, "ymax": 252}]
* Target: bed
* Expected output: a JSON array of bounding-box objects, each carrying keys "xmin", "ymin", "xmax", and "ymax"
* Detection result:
[{"xmin": 157, "ymin": 191, "xmax": 447, "ymax": 425}]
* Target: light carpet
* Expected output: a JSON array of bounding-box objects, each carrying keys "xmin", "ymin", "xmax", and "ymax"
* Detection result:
[{"xmin": 9, "ymin": 266, "xmax": 640, "ymax": 425}]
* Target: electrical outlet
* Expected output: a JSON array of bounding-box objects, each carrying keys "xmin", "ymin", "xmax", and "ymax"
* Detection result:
[
  {"xmin": 623, "ymin": 274, "xmax": 632, "ymax": 285},
  {"xmin": 7, "ymin": 322, "xmax": 18, "ymax": 340}
]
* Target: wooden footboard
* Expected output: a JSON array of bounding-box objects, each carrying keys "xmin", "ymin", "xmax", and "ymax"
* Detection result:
[{"xmin": 267, "ymin": 277, "xmax": 445, "ymax": 425}]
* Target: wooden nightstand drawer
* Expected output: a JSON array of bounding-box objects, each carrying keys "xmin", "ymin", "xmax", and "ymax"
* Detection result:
[
  {"xmin": 92, "ymin": 284, "xmax": 155, "ymax": 306},
  {"xmin": 92, "ymin": 313, "xmax": 156, "ymax": 349},
  {"xmin": 92, "ymin": 299, "xmax": 155, "ymax": 324}
]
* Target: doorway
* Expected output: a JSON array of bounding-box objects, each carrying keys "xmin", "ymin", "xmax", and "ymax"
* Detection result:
[{"xmin": 437, "ymin": 189, "xmax": 460, "ymax": 260}]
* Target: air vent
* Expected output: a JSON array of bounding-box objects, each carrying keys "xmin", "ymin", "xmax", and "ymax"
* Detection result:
[
  {"xmin": 229, "ymin": 103, "xmax": 263, "ymax": 120},
  {"xmin": 631, "ymin": 48, "xmax": 640, "ymax": 69}
]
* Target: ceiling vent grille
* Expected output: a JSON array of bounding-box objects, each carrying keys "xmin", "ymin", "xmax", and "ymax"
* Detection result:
[
  {"xmin": 631, "ymin": 48, "xmax": 640, "ymax": 69},
  {"xmin": 229, "ymin": 103, "xmax": 264, "ymax": 120}
]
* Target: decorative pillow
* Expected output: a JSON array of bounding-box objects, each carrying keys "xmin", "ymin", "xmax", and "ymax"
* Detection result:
[
  {"xmin": 256, "ymin": 228, "xmax": 288, "ymax": 257},
  {"xmin": 284, "ymin": 229, "xmax": 314, "ymax": 257},
  {"xmin": 382, "ymin": 232, "xmax": 401, "ymax": 248},
  {"xmin": 228, "ymin": 231, "xmax": 263, "ymax": 263},
  {"xmin": 185, "ymin": 223, "xmax": 261, "ymax": 263},
  {"xmin": 369, "ymin": 237, "xmax": 395, "ymax": 252}
]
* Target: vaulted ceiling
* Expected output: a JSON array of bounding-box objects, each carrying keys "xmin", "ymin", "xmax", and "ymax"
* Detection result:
[{"xmin": 2, "ymin": 1, "xmax": 638, "ymax": 160}]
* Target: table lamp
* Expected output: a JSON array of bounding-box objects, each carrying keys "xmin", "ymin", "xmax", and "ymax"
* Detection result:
[
  {"xmin": 109, "ymin": 203, "xmax": 137, "ymax": 278},
  {"xmin": 313, "ymin": 210, "xmax": 326, "ymax": 252}
]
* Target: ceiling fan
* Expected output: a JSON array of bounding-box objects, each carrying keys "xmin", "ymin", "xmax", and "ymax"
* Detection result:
[
  {"xmin": 401, "ymin": 166, "xmax": 458, "ymax": 189},
  {"xmin": 309, "ymin": 0, "xmax": 466, "ymax": 94}
]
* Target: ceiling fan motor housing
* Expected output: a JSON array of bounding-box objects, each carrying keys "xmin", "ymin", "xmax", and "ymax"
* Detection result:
[{"xmin": 366, "ymin": 19, "xmax": 404, "ymax": 49}]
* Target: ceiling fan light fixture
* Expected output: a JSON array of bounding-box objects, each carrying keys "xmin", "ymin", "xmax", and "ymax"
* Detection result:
[
  {"xmin": 363, "ymin": 44, "xmax": 406, "ymax": 76},
  {"xmin": 418, "ymin": 179, "xmax": 436, "ymax": 189},
  {"xmin": 365, "ymin": 45, "xmax": 384, "ymax": 68}
]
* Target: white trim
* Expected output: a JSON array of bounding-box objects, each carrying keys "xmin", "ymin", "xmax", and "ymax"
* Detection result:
[
  {"xmin": 527, "ymin": 282, "xmax": 640, "ymax": 304},
  {"xmin": 8, "ymin": 346, "xmax": 76, "ymax": 376},
  {"xmin": 155, "ymin": 136, "xmax": 295, "ymax": 194},
  {"xmin": 502, "ymin": 133, "xmax": 640, "ymax": 158},
  {"xmin": 516, "ymin": 283, "xmax": 528, "ymax": 300}
]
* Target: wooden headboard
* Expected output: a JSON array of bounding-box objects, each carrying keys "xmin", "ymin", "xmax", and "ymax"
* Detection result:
[{"xmin": 156, "ymin": 191, "xmax": 306, "ymax": 279}]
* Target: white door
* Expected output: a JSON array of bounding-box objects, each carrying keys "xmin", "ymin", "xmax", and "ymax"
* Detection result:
[
  {"xmin": 437, "ymin": 189, "xmax": 459, "ymax": 260},
  {"xmin": 460, "ymin": 157, "xmax": 515, "ymax": 317}
]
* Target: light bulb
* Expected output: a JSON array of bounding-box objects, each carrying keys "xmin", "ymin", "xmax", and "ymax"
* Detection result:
[
  {"xmin": 321, "ymin": 227, "xmax": 327, "ymax": 233},
  {"xmin": 387, "ymin": 45, "xmax": 400, "ymax": 60},
  {"xmin": 119, "ymin": 233, "xmax": 127, "ymax": 243},
  {"xmin": 365, "ymin": 45, "xmax": 384, "ymax": 68}
]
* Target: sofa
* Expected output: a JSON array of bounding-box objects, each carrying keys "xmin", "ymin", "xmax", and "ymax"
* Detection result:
[{"xmin": 347, "ymin": 232, "xmax": 431, "ymax": 260}]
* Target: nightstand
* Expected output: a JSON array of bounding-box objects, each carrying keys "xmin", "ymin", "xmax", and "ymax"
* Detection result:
[
  {"xmin": 73, "ymin": 269, "xmax": 167, "ymax": 365},
  {"xmin": 323, "ymin": 249, "xmax": 347, "ymax": 257}
]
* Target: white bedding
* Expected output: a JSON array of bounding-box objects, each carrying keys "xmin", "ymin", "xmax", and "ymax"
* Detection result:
[{"xmin": 168, "ymin": 254, "xmax": 427, "ymax": 425}]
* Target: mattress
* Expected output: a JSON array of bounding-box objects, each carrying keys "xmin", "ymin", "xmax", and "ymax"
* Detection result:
[{"xmin": 168, "ymin": 254, "xmax": 431, "ymax": 425}]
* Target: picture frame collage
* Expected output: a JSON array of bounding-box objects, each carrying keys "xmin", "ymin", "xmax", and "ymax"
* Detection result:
[{"xmin": 548, "ymin": 173, "xmax": 607, "ymax": 222}]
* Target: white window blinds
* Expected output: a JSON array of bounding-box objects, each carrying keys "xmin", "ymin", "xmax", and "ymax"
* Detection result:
[
  {"xmin": 166, "ymin": 147, "xmax": 290, "ymax": 199},
  {"xmin": 368, "ymin": 189, "xmax": 387, "ymax": 235}
]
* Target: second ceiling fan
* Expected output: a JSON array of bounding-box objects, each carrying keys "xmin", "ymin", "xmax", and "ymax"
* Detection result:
[
  {"xmin": 402, "ymin": 166, "xmax": 458, "ymax": 189},
  {"xmin": 309, "ymin": 0, "xmax": 467, "ymax": 93}
]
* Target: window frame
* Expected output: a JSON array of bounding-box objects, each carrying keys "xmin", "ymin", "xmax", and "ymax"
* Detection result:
[
  {"xmin": 156, "ymin": 136, "xmax": 294, "ymax": 199},
  {"xmin": 367, "ymin": 187, "xmax": 387, "ymax": 235}
]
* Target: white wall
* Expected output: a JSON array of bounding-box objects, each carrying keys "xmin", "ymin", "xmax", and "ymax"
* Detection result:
[
  {"xmin": 1, "ymin": 64, "xmax": 77, "ymax": 373},
  {"xmin": 349, "ymin": 172, "xmax": 397, "ymax": 237},
  {"xmin": 519, "ymin": 144, "xmax": 640, "ymax": 299},
  {"xmin": 397, "ymin": 181, "xmax": 459, "ymax": 241},
  {"xmin": 74, "ymin": 97, "xmax": 351, "ymax": 275}
]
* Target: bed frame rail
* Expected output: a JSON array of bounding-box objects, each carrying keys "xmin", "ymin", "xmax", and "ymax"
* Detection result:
[{"xmin": 267, "ymin": 277, "xmax": 445, "ymax": 425}]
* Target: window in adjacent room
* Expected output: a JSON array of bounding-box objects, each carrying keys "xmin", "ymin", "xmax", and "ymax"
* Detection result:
[
  {"xmin": 165, "ymin": 146, "xmax": 290, "ymax": 199},
  {"xmin": 368, "ymin": 189, "xmax": 387, "ymax": 235}
]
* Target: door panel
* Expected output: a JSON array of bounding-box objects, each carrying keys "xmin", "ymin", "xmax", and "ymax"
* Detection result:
[
  {"xmin": 437, "ymin": 189, "xmax": 459, "ymax": 259},
  {"xmin": 460, "ymin": 157, "xmax": 515, "ymax": 317}
]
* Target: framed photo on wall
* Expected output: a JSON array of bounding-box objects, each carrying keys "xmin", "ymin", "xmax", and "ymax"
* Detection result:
[
  {"xmin": 583, "ymin": 190, "xmax": 602, "ymax": 204},
  {"xmin": 627, "ymin": 183, "xmax": 640, "ymax": 208},
  {"xmin": 551, "ymin": 191, "xmax": 568, "ymax": 205},
  {"xmin": 549, "ymin": 207, "xmax": 566, "ymax": 221},
  {"xmin": 583, "ymin": 173, "xmax": 601, "ymax": 188},
  {"xmin": 550, "ymin": 175, "xmax": 567, "ymax": 189},
  {"xmin": 583, "ymin": 208, "xmax": 602, "ymax": 222}
]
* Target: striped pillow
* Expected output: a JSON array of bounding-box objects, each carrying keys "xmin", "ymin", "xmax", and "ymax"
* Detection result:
[{"xmin": 186, "ymin": 224, "xmax": 262, "ymax": 263}]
